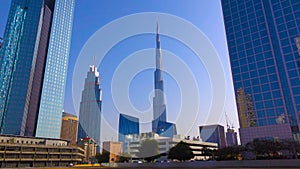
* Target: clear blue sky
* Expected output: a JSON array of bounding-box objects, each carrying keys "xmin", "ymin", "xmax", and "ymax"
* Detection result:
[{"xmin": 0, "ymin": 0, "xmax": 239, "ymax": 142}]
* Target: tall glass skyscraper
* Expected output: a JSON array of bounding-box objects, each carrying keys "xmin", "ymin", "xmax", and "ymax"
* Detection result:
[
  {"xmin": 0, "ymin": 0, "xmax": 74, "ymax": 138},
  {"xmin": 222, "ymin": 0, "xmax": 300, "ymax": 144},
  {"xmin": 35, "ymin": 0, "xmax": 75, "ymax": 138},
  {"xmin": 77, "ymin": 65, "xmax": 102, "ymax": 145}
]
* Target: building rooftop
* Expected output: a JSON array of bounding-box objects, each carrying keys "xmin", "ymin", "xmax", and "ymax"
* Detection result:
[{"xmin": 62, "ymin": 112, "xmax": 77, "ymax": 118}]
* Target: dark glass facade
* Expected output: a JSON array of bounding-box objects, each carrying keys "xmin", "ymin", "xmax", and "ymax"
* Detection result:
[
  {"xmin": 0, "ymin": 0, "xmax": 53, "ymax": 136},
  {"xmin": 199, "ymin": 125, "xmax": 226, "ymax": 148},
  {"xmin": 222, "ymin": 0, "xmax": 300, "ymax": 144},
  {"xmin": 26, "ymin": 0, "xmax": 55, "ymax": 137},
  {"xmin": 118, "ymin": 113, "xmax": 139, "ymax": 144},
  {"xmin": 157, "ymin": 121, "xmax": 177, "ymax": 138}
]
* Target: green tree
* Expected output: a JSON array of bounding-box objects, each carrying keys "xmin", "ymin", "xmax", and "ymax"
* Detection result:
[
  {"xmin": 118, "ymin": 153, "xmax": 131, "ymax": 163},
  {"xmin": 201, "ymin": 147, "xmax": 210, "ymax": 160},
  {"xmin": 168, "ymin": 141, "xmax": 194, "ymax": 161},
  {"xmin": 280, "ymin": 139, "xmax": 300, "ymax": 159},
  {"xmin": 95, "ymin": 150, "xmax": 109, "ymax": 163},
  {"xmin": 201, "ymin": 147, "xmax": 218, "ymax": 160},
  {"xmin": 216, "ymin": 145, "xmax": 244, "ymax": 160},
  {"xmin": 245, "ymin": 139, "xmax": 283, "ymax": 159},
  {"xmin": 137, "ymin": 139, "xmax": 160, "ymax": 162}
]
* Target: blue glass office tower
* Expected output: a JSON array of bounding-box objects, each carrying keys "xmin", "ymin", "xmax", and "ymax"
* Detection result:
[
  {"xmin": 77, "ymin": 65, "xmax": 102, "ymax": 145},
  {"xmin": 222, "ymin": 0, "xmax": 300, "ymax": 144},
  {"xmin": 35, "ymin": 0, "xmax": 75, "ymax": 138},
  {"xmin": 0, "ymin": 0, "xmax": 74, "ymax": 138},
  {"xmin": 118, "ymin": 113, "xmax": 139, "ymax": 145},
  {"xmin": 152, "ymin": 23, "xmax": 177, "ymax": 138}
]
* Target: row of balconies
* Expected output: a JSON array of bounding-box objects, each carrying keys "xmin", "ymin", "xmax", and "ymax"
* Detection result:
[
  {"xmin": 1, "ymin": 160, "xmax": 81, "ymax": 168},
  {"xmin": 0, "ymin": 153, "xmax": 82, "ymax": 158},
  {"xmin": 0, "ymin": 150, "xmax": 84, "ymax": 157},
  {"xmin": 0, "ymin": 145, "xmax": 84, "ymax": 164},
  {"xmin": 0, "ymin": 155, "xmax": 83, "ymax": 162},
  {"xmin": 0, "ymin": 145, "xmax": 84, "ymax": 154}
]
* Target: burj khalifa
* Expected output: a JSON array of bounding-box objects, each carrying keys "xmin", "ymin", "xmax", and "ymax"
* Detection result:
[{"xmin": 152, "ymin": 23, "xmax": 177, "ymax": 138}]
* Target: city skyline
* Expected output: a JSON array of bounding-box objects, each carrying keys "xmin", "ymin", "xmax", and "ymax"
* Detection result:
[
  {"xmin": 1, "ymin": 0, "xmax": 300, "ymax": 166},
  {"xmin": 0, "ymin": 1, "xmax": 239, "ymax": 142}
]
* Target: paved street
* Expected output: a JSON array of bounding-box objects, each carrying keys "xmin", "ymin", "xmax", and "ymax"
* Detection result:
[
  {"xmin": 27, "ymin": 160, "xmax": 300, "ymax": 169},
  {"xmin": 37, "ymin": 167, "xmax": 299, "ymax": 169}
]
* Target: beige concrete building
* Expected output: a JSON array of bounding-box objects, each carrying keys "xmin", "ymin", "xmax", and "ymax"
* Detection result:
[
  {"xmin": 103, "ymin": 141, "xmax": 122, "ymax": 162},
  {"xmin": 0, "ymin": 135, "xmax": 84, "ymax": 168},
  {"xmin": 60, "ymin": 112, "xmax": 78, "ymax": 145}
]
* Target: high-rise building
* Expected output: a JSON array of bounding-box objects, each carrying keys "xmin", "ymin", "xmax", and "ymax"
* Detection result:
[
  {"xmin": 35, "ymin": 0, "xmax": 75, "ymax": 138},
  {"xmin": 152, "ymin": 23, "xmax": 177, "ymax": 138},
  {"xmin": 0, "ymin": 0, "xmax": 74, "ymax": 138},
  {"xmin": 0, "ymin": 37, "xmax": 3, "ymax": 49},
  {"xmin": 226, "ymin": 128, "xmax": 238, "ymax": 147},
  {"xmin": 60, "ymin": 112, "xmax": 78, "ymax": 145},
  {"xmin": 77, "ymin": 65, "xmax": 102, "ymax": 146},
  {"xmin": 222, "ymin": 0, "xmax": 300, "ymax": 144},
  {"xmin": 199, "ymin": 124, "xmax": 226, "ymax": 148},
  {"xmin": 118, "ymin": 113, "xmax": 139, "ymax": 145}
]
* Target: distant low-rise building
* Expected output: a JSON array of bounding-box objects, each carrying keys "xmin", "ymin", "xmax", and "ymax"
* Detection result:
[
  {"xmin": 77, "ymin": 137, "xmax": 97, "ymax": 162},
  {"xmin": 60, "ymin": 112, "xmax": 78, "ymax": 145},
  {"xmin": 0, "ymin": 135, "xmax": 84, "ymax": 168},
  {"xmin": 226, "ymin": 128, "xmax": 238, "ymax": 146},
  {"xmin": 103, "ymin": 141, "xmax": 122, "ymax": 163},
  {"xmin": 124, "ymin": 132, "xmax": 217, "ymax": 160}
]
